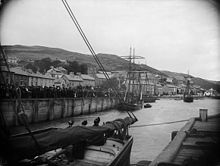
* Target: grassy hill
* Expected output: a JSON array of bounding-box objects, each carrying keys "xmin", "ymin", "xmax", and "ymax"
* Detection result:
[
  {"xmin": 3, "ymin": 45, "xmax": 219, "ymax": 92},
  {"xmin": 162, "ymin": 70, "xmax": 220, "ymax": 92},
  {"xmin": 3, "ymin": 45, "xmax": 164, "ymax": 75}
]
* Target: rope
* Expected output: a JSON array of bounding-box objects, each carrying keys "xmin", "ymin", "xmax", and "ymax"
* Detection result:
[
  {"xmin": 130, "ymin": 119, "xmax": 189, "ymax": 128},
  {"xmin": 60, "ymin": 0, "xmax": 134, "ymax": 118},
  {"xmin": 0, "ymin": 43, "xmax": 41, "ymax": 152}
]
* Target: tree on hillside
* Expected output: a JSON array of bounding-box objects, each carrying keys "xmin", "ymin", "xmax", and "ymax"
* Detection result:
[
  {"xmin": 51, "ymin": 59, "xmax": 62, "ymax": 67},
  {"xmin": 25, "ymin": 63, "xmax": 37, "ymax": 73},
  {"xmin": 34, "ymin": 57, "xmax": 52, "ymax": 73},
  {"xmin": 80, "ymin": 64, "xmax": 88, "ymax": 74}
]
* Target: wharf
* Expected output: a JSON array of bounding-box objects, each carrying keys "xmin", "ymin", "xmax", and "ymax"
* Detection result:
[{"xmin": 149, "ymin": 110, "xmax": 220, "ymax": 166}]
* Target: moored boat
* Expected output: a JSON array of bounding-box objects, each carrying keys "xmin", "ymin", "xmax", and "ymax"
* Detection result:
[
  {"xmin": 1, "ymin": 116, "xmax": 137, "ymax": 166},
  {"xmin": 183, "ymin": 74, "xmax": 194, "ymax": 103},
  {"xmin": 183, "ymin": 94, "xmax": 194, "ymax": 102},
  {"xmin": 118, "ymin": 101, "xmax": 143, "ymax": 111},
  {"xmin": 118, "ymin": 48, "xmax": 144, "ymax": 111}
]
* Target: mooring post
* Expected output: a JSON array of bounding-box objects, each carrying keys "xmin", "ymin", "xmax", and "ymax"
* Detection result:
[{"xmin": 199, "ymin": 109, "xmax": 208, "ymax": 122}]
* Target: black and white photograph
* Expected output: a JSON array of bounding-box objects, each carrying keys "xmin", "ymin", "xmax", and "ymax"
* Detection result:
[{"xmin": 0, "ymin": 0, "xmax": 220, "ymax": 165}]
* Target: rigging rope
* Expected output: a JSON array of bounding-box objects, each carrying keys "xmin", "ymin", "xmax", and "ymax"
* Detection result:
[
  {"xmin": 61, "ymin": 0, "xmax": 136, "ymax": 119},
  {"xmin": 0, "ymin": 43, "xmax": 41, "ymax": 151},
  {"xmin": 61, "ymin": 0, "xmax": 124, "ymax": 101},
  {"xmin": 130, "ymin": 119, "xmax": 189, "ymax": 128}
]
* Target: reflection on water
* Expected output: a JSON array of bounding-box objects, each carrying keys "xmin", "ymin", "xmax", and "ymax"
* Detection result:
[{"xmin": 72, "ymin": 98, "xmax": 220, "ymax": 164}]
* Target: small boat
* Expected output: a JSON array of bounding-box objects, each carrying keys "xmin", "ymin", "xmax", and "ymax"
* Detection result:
[
  {"xmin": 118, "ymin": 101, "xmax": 143, "ymax": 111},
  {"xmin": 183, "ymin": 94, "xmax": 193, "ymax": 102},
  {"xmin": 144, "ymin": 103, "xmax": 152, "ymax": 108},
  {"xmin": 3, "ymin": 116, "xmax": 137, "ymax": 166}
]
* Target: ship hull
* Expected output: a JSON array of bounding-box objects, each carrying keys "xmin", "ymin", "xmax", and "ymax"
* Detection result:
[{"xmin": 117, "ymin": 102, "xmax": 142, "ymax": 111}]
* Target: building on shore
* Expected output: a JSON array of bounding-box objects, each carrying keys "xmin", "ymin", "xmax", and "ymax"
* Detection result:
[
  {"xmin": 46, "ymin": 66, "xmax": 67, "ymax": 79},
  {"xmin": 1, "ymin": 67, "xmax": 55, "ymax": 87},
  {"xmin": 61, "ymin": 73, "xmax": 83, "ymax": 88},
  {"xmin": 7, "ymin": 57, "xmax": 19, "ymax": 65},
  {"xmin": 80, "ymin": 74, "xmax": 95, "ymax": 87},
  {"xmin": 95, "ymin": 71, "xmax": 112, "ymax": 87},
  {"xmin": 10, "ymin": 67, "xmax": 29, "ymax": 86},
  {"xmin": 28, "ymin": 72, "xmax": 55, "ymax": 87}
]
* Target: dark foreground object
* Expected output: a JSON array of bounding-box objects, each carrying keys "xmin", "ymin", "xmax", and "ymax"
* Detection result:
[
  {"xmin": 0, "ymin": 117, "xmax": 136, "ymax": 166},
  {"xmin": 150, "ymin": 113, "xmax": 220, "ymax": 166}
]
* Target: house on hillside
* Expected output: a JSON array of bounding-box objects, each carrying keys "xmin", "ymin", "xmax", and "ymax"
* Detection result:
[
  {"xmin": 28, "ymin": 73, "xmax": 55, "ymax": 87},
  {"xmin": 46, "ymin": 66, "xmax": 67, "ymax": 78},
  {"xmin": 155, "ymin": 84, "xmax": 163, "ymax": 96},
  {"xmin": 166, "ymin": 77, "xmax": 173, "ymax": 84},
  {"xmin": 162, "ymin": 84, "xmax": 178, "ymax": 95},
  {"xmin": 7, "ymin": 57, "xmax": 19, "ymax": 64},
  {"xmin": 94, "ymin": 71, "xmax": 112, "ymax": 87},
  {"xmin": 54, "ymin": 77, "xmax": 66, "ymax": 88},
  {"xmin": 10, "ymin": 67, "xmax": 29, "ymax": 86},
  {"xmin": 95, "ymin": 73, "xmax": 107, "ymax": 86},
  {"xmin": 80, "ymin": 74, "xmax": 95, "ymax": 87},
  {"xmin": 61, "ymin": 73, "xmax": 83, "ymax": 88}
]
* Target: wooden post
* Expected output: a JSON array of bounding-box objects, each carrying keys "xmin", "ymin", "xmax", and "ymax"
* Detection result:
[
  {"xmin": 72, "ymin": 98, "xmax": 75, "ymax": 117},
  {"xmin": 171, "ymin": 131, "xmax": 178, "ymax": 140},
  {"xmin": 199, "ymin": 109, "xmax": 208, "ymax": 122}
]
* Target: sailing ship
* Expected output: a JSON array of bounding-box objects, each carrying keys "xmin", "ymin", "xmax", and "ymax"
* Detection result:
[
  {"xmin": 142, "ymin": 72, "xmax": 157, "ymax": 103},
  {"xmin": 183, "ymin": 75, "xmax": 193, "ymax": 102},
  {"xmin": 0, "ymin": 1, "xmax": 139, "ymax": 165},
  {"xmin": 118, "ymin": 48, "xmax": 144, "ymax": 111}
]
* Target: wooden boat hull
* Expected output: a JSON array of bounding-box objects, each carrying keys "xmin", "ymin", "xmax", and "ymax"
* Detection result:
[
  {"xmin": 108, "ymin": 137, "xmax": 133, "ymax": 166},
  {"xmin": 117, "ymin": 102, "xmax": 142, "ymax": 111},
  {"xmin": 37, "ymin": 137, "xmax": 133, "ymax": 166}
]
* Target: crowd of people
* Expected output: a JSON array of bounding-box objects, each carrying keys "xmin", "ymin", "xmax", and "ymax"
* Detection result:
[{"xmin": 0, "ymin": 84, "xmax": 115, "ymax": 99}]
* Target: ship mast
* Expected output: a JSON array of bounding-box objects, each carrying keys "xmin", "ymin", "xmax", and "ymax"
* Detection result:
[{"xmin": 121, "ymin": 47, "xmax": 144, "ymax": 103}]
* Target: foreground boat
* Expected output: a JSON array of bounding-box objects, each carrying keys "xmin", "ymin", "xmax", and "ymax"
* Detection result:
[{"xmin": 1, "ymin": 116, "xmax": 137, "ymax": 166}]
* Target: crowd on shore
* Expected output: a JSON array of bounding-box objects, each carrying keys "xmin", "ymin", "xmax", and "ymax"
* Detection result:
[{"xmin": 0, "ymin": 84, "xmax": 115, "ymax": 99}]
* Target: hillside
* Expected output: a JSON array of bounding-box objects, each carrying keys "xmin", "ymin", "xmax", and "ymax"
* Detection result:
[
  {"xmin": 162, "ymin": 70, "xmax": 220, "ymax": 92},
  {"xmin": 3, "ymin": 45, "xmax": 164, "ymax": 75},
  {"xmin": 3, "ymin": 45, "xmax": 219, "ymax": 92}
]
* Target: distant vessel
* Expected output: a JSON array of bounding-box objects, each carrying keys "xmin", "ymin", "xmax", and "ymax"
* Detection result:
[{"xmin": 183, "ymin": 74, "xmax": 193, "ymax": 103}]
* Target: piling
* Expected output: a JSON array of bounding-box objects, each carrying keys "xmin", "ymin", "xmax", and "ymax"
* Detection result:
[{"xmin": 199, "ymin": 108, "xmax": 208, "ymax": 122}]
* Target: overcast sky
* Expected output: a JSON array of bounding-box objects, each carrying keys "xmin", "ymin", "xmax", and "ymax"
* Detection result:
[{"xmin": 0, "ymin": 0, "xmax": 219, "ymax": 80}]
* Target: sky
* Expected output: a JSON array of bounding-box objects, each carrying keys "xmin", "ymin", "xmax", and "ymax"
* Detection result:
[{"xmin": 0, "ymin": 0, "xmax": 220, "ymax": 81}]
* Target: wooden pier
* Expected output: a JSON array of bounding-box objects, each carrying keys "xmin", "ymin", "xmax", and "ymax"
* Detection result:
[{"xmin": 149, "ymin": 109, "xmax": 220, "ymax": 166}]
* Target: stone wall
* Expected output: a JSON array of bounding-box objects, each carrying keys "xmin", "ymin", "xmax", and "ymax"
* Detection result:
[{"xmin": 0, "ymin": 97, "xmax": 119, "ymax": 127}]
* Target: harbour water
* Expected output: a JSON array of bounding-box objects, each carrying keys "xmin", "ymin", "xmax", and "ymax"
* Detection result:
[{"xmin": 69, "ymin": 98, "xmax": 220, "ymax": 164}]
